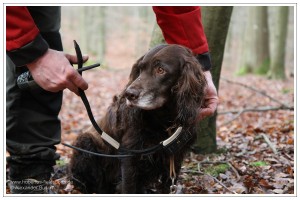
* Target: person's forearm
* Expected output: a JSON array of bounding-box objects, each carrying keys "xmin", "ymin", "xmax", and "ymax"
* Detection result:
[
  {"xmin": 6, "ymin": 6, "xmax": 49, "ymax": 66},
  {"xmin": 152, "ymin": 6, "xmax": 209, "ymax": 55}
]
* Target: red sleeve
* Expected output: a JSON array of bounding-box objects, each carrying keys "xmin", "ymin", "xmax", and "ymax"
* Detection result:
[
  {"xmin": 6, "ymin": 6, "xmax": 40, "ymax": 51},
  {"xmin": 152, "ymin": 6, "xmax": 209, "ymax": 55}
]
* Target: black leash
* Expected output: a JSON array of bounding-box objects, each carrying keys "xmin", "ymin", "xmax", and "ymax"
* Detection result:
[{"xmin": 62, "ymin": 143, "xmax": 133, "ymax": 158}]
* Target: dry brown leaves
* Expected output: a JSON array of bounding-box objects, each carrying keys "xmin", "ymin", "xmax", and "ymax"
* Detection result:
[
  {"xmin": 179, "ymin": 75, "xmax": 294, "ymax": 194},
  {"xmin": 55, "ymin": 71, "xmax": 295, "ymax": 194}
]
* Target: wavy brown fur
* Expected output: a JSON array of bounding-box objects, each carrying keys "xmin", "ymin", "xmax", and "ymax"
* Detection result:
[{"xmin": 69, "ymin": 44, "xmax": 206, "ymax": 194}]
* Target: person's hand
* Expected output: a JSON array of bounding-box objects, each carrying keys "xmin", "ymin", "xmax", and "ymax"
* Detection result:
[
  {"xmin": 197, "ymin": 71, "xmax": 219, "ymax": 121},
  {"xmin": 27, "ymin": 49, "xmax": 89, "ymax": 95}
]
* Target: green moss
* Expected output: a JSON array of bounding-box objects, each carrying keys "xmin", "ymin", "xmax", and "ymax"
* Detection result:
[
  {"xmin": 56, "ymin": 160, "xmax": 67, "ymax": 167},
  {"xmin": 249, "ymin": 161, "xmax": 268, "ymax": 167},
  {"xmin": 204, "ymin": 164, "xmax": 229, "ymax": 177},
  {"xmin": 254, "ymin": 59, "xmax": 270, "ymax": 75},
  {"xmin": 281, "ymin": 88, "xmax": 293, "ymax": 94},
  {"xmin": 236, "ymin": 65, "xmax": 252, "ymax": 76}
]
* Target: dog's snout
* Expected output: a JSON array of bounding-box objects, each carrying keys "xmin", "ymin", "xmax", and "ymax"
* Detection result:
[{"xmin": 125, "ymin": 88, "xmax": 140, "ymax": 101}]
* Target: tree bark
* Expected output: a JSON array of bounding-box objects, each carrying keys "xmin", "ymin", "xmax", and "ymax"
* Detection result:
[
  {"xmin": 254, "ymin": 7, "xmax": 270, "ymax": 74},
  {"xmin": 238, "ymin": 7, "xmax": 270, "ymax": 75},
  {"xmin": 268, "ymin": 7, "xmax": 289, "ymax": 80},
  {"xmin": 98, "ymin": 6, "xmax": 106, "ymax": 60},
  {"xmin": 192, "ymin": 6, "xmax": 233, "ymax": 154},
  {"xmin": 80, "ymin": 7, "xmax": 87, "ymax": 52},
  {"xmin": 149, "ymin": 23, "xmax": 165, "ymax": 48}
]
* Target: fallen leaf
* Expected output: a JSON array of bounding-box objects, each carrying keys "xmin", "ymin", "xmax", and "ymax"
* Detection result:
[
  {"xmin": 229, "ymin": 183, "xmax": 247, "ymax": 194},
  {"xmin": 259, "ymin": 179, "xmax": 274, "ymax": 189},
  {"xmin": 273, "ymin": 189, "xmax": 284, "ymax": 194}
]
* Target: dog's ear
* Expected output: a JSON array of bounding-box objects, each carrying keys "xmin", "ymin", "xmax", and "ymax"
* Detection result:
[
  {"xmin": 174, "ymin": 56, "xmax": 207, "ymax": 126},
  {"xmin": 120, "ymin": 55, "xmax": 144, "ymax": 99},
  {"xmin": 126, "ymin": 55, "xmax": 144, "ymax": 86}
]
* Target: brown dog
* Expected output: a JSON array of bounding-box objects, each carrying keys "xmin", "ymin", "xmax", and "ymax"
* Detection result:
[{"xmin": 69, "ymin": 44, "xmax": 206, "ymax": 193}]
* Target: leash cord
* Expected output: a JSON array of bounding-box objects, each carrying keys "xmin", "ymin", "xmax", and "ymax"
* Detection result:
[
  {"xmin": 62, "ymin": 143, "xmax": 133, "ymax": 158},
  {"xmin": 63, "ymin": 40, "xmax": 163, "ymax": 158},
  {"xmin": 78, "ymin": 88, "xmax": 104, "ymax": 135}
]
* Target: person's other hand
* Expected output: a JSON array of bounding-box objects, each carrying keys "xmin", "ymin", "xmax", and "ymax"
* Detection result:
[
  {"xmin": 27, "ymin": 49, "xmax": 89, "ymax": 95},
  {"xmin": 197, "ymin": 71, "xmax": 219, "ymax": 121}
]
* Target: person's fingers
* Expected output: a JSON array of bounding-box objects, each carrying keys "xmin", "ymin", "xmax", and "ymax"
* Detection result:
[
  {"xmin": 27, "ymin": 49, "xmax": 89, "ymax": 94},
  {"xmin": 65, "ymin": 53, "xmax": 89, "ymax": 64},
  {"xmin": 66, "ymin": 68, "xmax": 89, "ymax": 90},
  {"xmin": 197, "ymin": 97, "xmax": 219, "ymax": 121},
  {"xmin": 200, "ymin": 105, "xmax": 214, "ymax": 117},
  {"xmin": 82, "ymin": 55, "xmax": 89, "ymax": 63},
  {"xmin": 72, "ymin": 76, "xmax": 88, "ymax": 90},
  {"xmin": 64, "ymin": 79, "xmax": 80, "ymax": 96},
  {"xmin": 63, "ymin": 53, "xmax": 89, "ymax": 91},
  {"xmin": 197, "ymin": 108, "xmax": 213, "ymax": 121}
]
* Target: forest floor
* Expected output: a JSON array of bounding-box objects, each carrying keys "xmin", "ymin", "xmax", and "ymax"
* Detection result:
[{"xmin": 6, "ymin": 66, "xmax": 295, "ymax": 195}]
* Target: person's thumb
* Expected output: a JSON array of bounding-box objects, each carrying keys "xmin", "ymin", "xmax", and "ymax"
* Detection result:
[{"xmin": 197, "ymin": 108, "xmax": 214, "ymax": 121}]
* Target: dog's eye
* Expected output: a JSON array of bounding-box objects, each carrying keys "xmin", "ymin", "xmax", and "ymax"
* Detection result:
[{"xmin": 156, "ymin": 67, "xmax": 165, "ymax": 75}]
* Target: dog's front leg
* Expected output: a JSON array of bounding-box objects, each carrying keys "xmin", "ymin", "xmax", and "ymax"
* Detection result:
[{"xmin": 121, "ymin": 157, "xmax": 137, "ymax": 193}]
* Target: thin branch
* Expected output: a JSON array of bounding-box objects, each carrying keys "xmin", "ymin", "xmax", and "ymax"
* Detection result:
[
  {"xmin": 218, "ymin": 105, "xmax": 293, "ymax": 115},
  {"xmin": 181, "ymin": 167, "xmax": 237, "ymax": 194},
  {"xmin": 217, "ymin": 78, "xmax": 293, "ymax": 125},
  {"xmin": 256, "ymin": 133, "xmax": 278, "ymax": 155},
  {"xmin": 207, "ymin": 174, "xmax": 237, "ymax": 194},
  {"xmin": 181, "ymin": 169, "xmax": 204, "ymax": 175},
  {"xmin": 218, "ymin": 109, "xmax": 244, "ymax": 126},
  {"xmin": 227, "ymin": 161, "xmax": 241, "ymax": 182},
  {"xmin": 283, "ymin": 152, "xmax": 293, "ymax": 161},
  {"xmin": 198, "ymin": 161, "xmax": 228, "ymax": 165},
  {"xmin": 221, "ymin": 77, "xmax": 291, "ymax": 108}
]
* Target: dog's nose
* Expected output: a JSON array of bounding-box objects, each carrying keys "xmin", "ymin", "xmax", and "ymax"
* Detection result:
[{"xmin": 125, "ymin": 88, "xmax": 140, "ymax": 101}]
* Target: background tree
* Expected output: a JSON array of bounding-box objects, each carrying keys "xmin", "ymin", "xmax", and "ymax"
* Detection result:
[
  {"xmin": 97, "ymin": 7, "xmax": 106, "ymax": 60},
  {"xmin": 237, "ymin": 7, "xmax": 270, "ymax": 75},
  {"xmin": 268, "ymin": 6, "xmax": 289, "ymax": 80},
  {"xmin": 79, "ymin": 7, "xmax": 106, "ymax": 60},
  {"xmin": 61, "ymin": 6, "xmax": 294, "ymax": 76},
  {"xmin": 134, "ymin": 7, "xmax": 154, "ymax": 57},
  {"xmin": 193, "ymin": 6, "xmax": 233, "ymax": 153},
  {"xmin": 149, "ymin": 23, "xmax": 165, "ymax": 48}
]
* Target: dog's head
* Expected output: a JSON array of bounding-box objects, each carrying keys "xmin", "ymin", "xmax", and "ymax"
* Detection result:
[{"xmin": 124, "ymin": 44, "xmax": 206, "ymax": 124}]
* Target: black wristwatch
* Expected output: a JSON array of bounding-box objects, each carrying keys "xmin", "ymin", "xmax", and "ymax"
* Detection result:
[{"xmin": 196, "ymin": 52, "xmax": 212, "ymax": 71}]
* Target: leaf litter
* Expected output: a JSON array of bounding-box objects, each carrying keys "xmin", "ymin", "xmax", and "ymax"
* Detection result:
[{"xmin": 6, "ymin": 69, "xmax": 294, "ymax": 194}]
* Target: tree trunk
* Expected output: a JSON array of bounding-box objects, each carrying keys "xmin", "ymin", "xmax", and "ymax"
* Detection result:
[
  {"xmin": 254, "ymin": 7, "xmax": 270, "ymax": 74},
  {"xmin": 149, "ymin": 23, "xmax": 165, "ymax": 48},
  {"xmin": 192, "ymin": 6, "xmax": 233, "ymax": 154},
  {"xmin": 268, "ymin": 7, "xmax": 289, "ymax": 80},
  {"xmin": 98, "ymin": 6, "xmax": 106, "ymax": 60},
  {"xmin": 238, "ymin": 7, "xmax": 270, "ymax": 75},
  {"xmin": 80, "ymin": 7, "xmax": 87, "ymax": 52}
]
